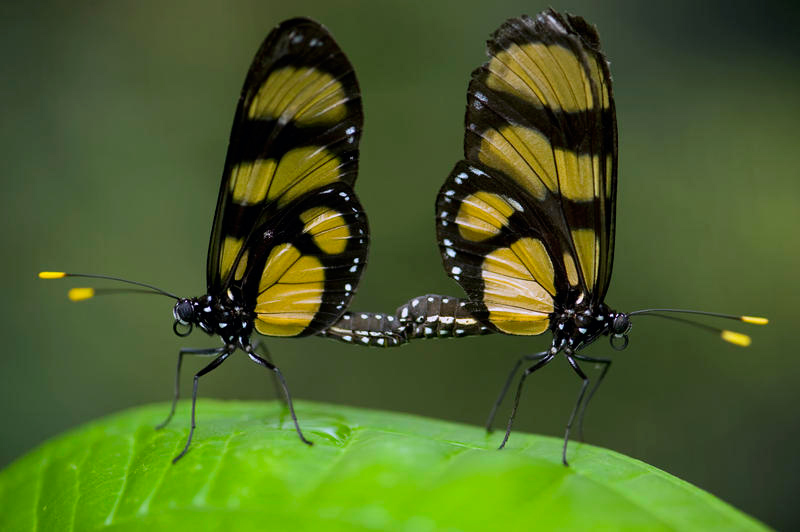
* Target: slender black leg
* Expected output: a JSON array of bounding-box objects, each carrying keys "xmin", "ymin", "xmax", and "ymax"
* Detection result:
[
  {"xmin": 562, "ymin": 355, "xmax": 590, "ymax": 466},
  {"xmin": 247, "ymin": 350, "xmax": 312, "ymax": 446},
  {"xmin": 252, "ymin": 341, "xmax": 285, "ymax": 407},
  {"xmin": 155, "ymin": 346, "xmax": 226, "ymax": 430},
  {"xmin": 499, "ymin": 354, "xmax": 555, "ymax": 450},
  {"xmin": 172, "ymin": 349, "xmax": 233, "ymax": 463},
  {"xmin": 486, "ymin": 351, "xmax": 549, "ymax": 433},
  {"xmin": 572, "ymin": 353, "xmax": 612, "ymax": 442}
]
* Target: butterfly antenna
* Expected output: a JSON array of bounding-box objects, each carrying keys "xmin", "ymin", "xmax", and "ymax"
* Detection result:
[
  {"xmin": 38, "ymin": 272, "xmax": 180, "ymax": 301},
  {"xmin": 629, "ymin": 308, "xmax": 767, "ymax": 347}
]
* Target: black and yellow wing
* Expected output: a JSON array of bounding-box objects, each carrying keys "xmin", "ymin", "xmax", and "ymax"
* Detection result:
[
  {"xmin": 437, "ymin": 10, "xmax": 617, "ymax": 335},
  {"xmin": 207, "ymin": 18, "xmax": 368, "ymax": 337}
]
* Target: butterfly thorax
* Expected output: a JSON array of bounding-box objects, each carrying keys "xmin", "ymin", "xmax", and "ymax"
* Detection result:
[
  {"xmin": 174, "ymin": 294, "xmax": 254, "ymax": 349},
  {"xmin": 550, "ymin": 302, "xmax": 626, "ymax": 354}
]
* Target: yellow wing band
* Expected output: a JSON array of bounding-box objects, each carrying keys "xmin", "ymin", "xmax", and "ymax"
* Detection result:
[
  {"xmin": 571, "ymin": 228, "xmax": 597, "ymax": 289},
  {"xmin": 228, "ymin": 146, "xmax": 342, "ymax": 209},
  {"xmin": 481, "ymin": 239, "xmax": 554, "ymax": 335},
  {"xmin": 249, "ymin": 66, "xmax": 348, "ymax": 126},
  {"xmin": 478, "ymin": 126, "xmax": 553, "ymax": 201},
  {"xmin": 300, "ymin": 207, "xmax": 350, "ymax": 255},
  {"xmin": 456, "ymin": 191, "xmax": 516, "ymax": 242},
  {"xmin": 255, "ymin": 243, "xmax": 325, "ymax": 337},
  {"xmin": 219, "ymin": 236, "xmax": 244, "ymax": 283},
  {"xmin": 229, "ymin": 160, "xmax": 277, "ymax": 205},
  {"xmin": 486, "ymin": 43, "xmax": 594, "ymax": 113}
]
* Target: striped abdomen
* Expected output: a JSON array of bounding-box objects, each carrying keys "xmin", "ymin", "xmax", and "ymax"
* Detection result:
[{"xmin": 319, "ymin": 294, "xmax": 492, "ymax": 347}]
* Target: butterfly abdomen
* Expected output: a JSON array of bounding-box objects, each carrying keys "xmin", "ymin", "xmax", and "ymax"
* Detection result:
[
  {"xmin": 319, "ymin": 294, "xmax": 492, "ymax": 347},
  {"xmin": 400, "ymin": 294, "xmax": 490, "ymax": 340},
  {"xmin": 321, "ymin": 311, "xmax": 406, "ymax": 347}
]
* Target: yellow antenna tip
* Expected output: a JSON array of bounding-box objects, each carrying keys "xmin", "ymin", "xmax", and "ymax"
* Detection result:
[
  {"xmin": 741, "ymin": 316, "xmax": 768, "ymax": 325},
  {"xmin": 39, "ymin": 271, "xmax": 67, "ymax": 279},
  {"xmin": 68, "ymin": 287, "xmax": 95, "ymax": 302},
  {"xmin": 721, "ymin": 330, "xmax": 751, "ymax": 347}
]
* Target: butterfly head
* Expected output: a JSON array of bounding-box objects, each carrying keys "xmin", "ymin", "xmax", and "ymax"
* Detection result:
[
  {"xmin": 553, "ymin": 304, "xmax": 626, "ymax": 353},
  {"xmin": 171, "ymin": 293, "xmax": 255, "ymax": 346}
]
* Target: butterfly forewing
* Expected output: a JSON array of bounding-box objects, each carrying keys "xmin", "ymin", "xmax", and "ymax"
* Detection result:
[
  {"xmin": 458, "ymin": 11, "xmax": 617, "ymax": 305},
  {"xmin": 439, "ymin": 10, "xmax": 617, "ymax": 335},
  {"xmin": 207, "ymin": 18, "xmax": 364, "ymax": 296},
  {"xmin": 206, "ymin": 18, "xmax": 367, "ymax": 337}
]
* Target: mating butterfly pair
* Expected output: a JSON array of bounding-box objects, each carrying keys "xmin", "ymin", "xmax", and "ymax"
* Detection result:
[{"xmin": 41, "ymin": 10, "xmax": 765, "ymax": 464}]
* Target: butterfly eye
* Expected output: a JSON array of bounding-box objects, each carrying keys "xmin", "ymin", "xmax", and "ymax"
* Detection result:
[
  {"xmin": 612, "ymin": 314, "xmax": 631, "ymax": 336},
  {"xmin": 173, "ymin": 299, "xmax": 195, "ymax": 325}
]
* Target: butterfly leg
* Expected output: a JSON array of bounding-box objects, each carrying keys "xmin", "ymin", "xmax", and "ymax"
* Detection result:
[
  {"xmin": 156, "ymin": 346, "xmax": 227, "ymax": 430},
  {"xmin": 572, "ymin": 353, "xmax": 612, "ymax": 442},
  {"xmin": 251, "ymin": 341, "xmax": 286, "ymax": 407},
  {"xmin": 486, "ymin": 351, "xmax": 549, "ymax": 433},
  {"xmin": 173, "ymin": 348, "xmax": 234, "ymax": 463},
  {"xmin": 499, "ymin": 353, "xmax": 555, "ymax": 450},
  {"xmin": 246, "ymin": 350, "xmax": 313, "ymax": 446},
  {"xmin": 562, "ymin": 355, "xmax": 591, "ymax": 466}
]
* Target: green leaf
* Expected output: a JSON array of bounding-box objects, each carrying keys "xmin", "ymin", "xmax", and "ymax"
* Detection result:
[{"xmin": 0, "ymin": 400, "xmax": 765, "ymax": 531}]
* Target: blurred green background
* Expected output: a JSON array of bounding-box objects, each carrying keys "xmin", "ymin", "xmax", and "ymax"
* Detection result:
[{"xmin": 2, "ymin": 0, "xmax": 797, "ymax": 528}]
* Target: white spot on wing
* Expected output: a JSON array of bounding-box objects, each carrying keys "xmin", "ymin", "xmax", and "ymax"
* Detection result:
[{"xmin": 506, "ymin": 197, "xmax": 523, "ymax": 211}]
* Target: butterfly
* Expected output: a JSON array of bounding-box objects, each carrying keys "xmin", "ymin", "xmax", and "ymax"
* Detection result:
[
  {"xmin": 40, "ymin": 18, "xmax": 369, "ymax": 462},
  {"xmin": 322, "ymin": 9, "xmax": 766, "ymax": 465}
]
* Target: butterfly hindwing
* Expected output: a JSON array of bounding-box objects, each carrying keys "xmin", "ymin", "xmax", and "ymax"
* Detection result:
[
  {"xmin": 459, "ymin": 11, "xmax": 617, "ymax": 305},
  {"xmin": 223, "ymin": 181, "xmax": 368, "ymax": 337},
  {"xmin": 438, "ymin": 161, "xmax": 572, "ymax": 335},
  {"xmin": 207, "ymin": 18, "xmax": 364, "ymax": 295}
]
